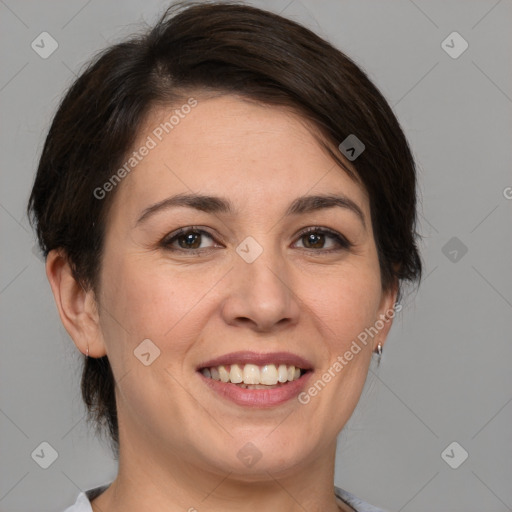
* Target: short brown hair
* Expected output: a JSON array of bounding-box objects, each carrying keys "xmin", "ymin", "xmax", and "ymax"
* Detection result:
[{"xmin": 27, "ymin": 1, "xmax": 422, "ymax": 458}]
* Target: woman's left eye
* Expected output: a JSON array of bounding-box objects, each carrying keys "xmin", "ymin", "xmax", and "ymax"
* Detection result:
[{"xmin": 293, "ymin": 228, "xmax": 352, "ymax": 252}]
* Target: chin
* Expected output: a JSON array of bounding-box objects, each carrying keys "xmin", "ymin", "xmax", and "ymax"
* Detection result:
[{"xmin": 195, "ymin": 428, "xmax": 317, "ymax": 479}]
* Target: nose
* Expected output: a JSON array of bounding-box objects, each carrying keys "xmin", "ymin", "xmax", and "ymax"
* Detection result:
[{"xmin": 220, "ymin": 244, "xmax": 301, "ymax": 333}]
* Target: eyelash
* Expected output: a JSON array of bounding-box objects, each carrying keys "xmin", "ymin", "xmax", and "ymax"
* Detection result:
[{"xmin": 160, "ymin": 226, "xmax": 353, "ymax": 255}]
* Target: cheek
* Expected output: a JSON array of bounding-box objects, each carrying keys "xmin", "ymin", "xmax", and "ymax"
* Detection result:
[
  {"xmin": 301, "ymin": 259, "xmax": 382, "ymax": 349},
  {"xmin": 297, "ymin": 269, "xmax": 381, "ymax": 430},
  {"xmin": 98, "ymin": 253, "xmax": 219, "ymax": 360}
]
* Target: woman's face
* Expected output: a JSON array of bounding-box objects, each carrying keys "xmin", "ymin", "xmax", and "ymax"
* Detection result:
[{"xmin": 90, "ymin": 95, "xmax": 396, "ymax": 477}]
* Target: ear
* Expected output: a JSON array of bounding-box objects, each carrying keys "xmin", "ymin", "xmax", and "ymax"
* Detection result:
[
  {"xmin": 373, "ymin": 277, "xmax": 400, "ymax": 353},
  {"xmin": 46, "ymin": 249, "xmax": 107, "ymax": 358}
]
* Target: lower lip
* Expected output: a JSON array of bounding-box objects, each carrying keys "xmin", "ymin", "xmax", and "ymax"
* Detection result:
[{"xmin": 198, "ymin": 372, "xmax": 312, "ymax": 407}]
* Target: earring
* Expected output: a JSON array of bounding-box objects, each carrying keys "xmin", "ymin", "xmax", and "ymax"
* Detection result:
[
  {"xmin": 86, "ymin": 345, "xmax": 89, "ymax": 359},
  {"xmin": 376, "ymin": 342, "xmax": 382, "ymax": 366}
]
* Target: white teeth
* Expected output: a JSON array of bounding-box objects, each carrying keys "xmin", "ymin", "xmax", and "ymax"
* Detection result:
[
  {"xmin": 202, "ymin": 363, "xmax": 304, "ymax": 385},
  {"xmin": 260, "ymin": 364, "xmax": 278, "ymax": 385},
  {"xmin": 218, "ymin": 365, "xmax": 230, "ymax": 383},
  {"xmin": 229, "ymin": 364, "xmax": 243, "ymax": 384},
  {"xmin": 243, "ymin": 364, "xmax": 260, "ymax": 384},
  {"xmin": 277, "ymin": 364, "xmax": 288, "ymax": 383}
]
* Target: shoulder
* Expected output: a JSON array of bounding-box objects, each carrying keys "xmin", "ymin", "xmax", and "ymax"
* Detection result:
[
  {"xmin": 61, "ymin": 484, "xmax": 110, "ymax": 512},
  {"xmin": 61, "ymin": 492, "xmax": 92, "ymax": 512},
  {"xmin": 335, "ymin": 486, "xmax": 390, "ymax": 512}
]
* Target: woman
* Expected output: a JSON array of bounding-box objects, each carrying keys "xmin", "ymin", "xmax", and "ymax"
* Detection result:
[{"xmin": 27, "ymin": 2, "xmax": 422, "ymax": 511}]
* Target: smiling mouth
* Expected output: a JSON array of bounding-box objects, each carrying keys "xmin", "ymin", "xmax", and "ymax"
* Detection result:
[{"xmin": 199, "ymin": 363, "xmax": 309, "ymax": 389}]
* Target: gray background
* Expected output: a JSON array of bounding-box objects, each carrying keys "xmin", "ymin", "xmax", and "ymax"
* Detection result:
[{"xmin": 1, "ymin": 0, "xmax": 511, "ymax": 511}]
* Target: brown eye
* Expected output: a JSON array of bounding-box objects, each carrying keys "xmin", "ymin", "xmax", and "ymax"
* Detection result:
[
  {"xmin": 294, "ymin": 227, "xmax": 352, "ymax": 252},
  {"xmin": 162, "ymin": 228, "xmax": 217, "ymax": 252},
  {"xmin": 302, "ymin": 232, "xmax": 326, "ymax": 249},
  {"xmin": 176, "ymin": 231, "xmax": 203, "ymax": 249}
]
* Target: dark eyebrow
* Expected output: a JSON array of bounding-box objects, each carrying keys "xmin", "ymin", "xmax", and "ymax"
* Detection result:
[
  {"xmin": 136, "ymin": 193, "xmax": 234, "ymax": 225},
  {"xmin": 285, "ymin": 194, "xmax": 366, "ymax": 229},
  {"xmin": 136, "ymin": 193, "xmax": 365, "ymax": 229}
]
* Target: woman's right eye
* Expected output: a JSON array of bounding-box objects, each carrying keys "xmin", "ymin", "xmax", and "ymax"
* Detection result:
[{"xmin": 161, "ymin": 228, "xmax": 218, "ymax": 253}]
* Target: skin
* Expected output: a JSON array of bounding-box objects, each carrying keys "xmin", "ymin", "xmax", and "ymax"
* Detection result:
[{"xmin": 47, "ymin": 95, "xmax": 397, "ymax": 512}]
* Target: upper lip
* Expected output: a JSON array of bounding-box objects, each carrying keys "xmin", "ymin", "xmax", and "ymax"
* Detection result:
[{"xmin": 197, "ymin": 351, "xmax": 314, "ymax": 371}]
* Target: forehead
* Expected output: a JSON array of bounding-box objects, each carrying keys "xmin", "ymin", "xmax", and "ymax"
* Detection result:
[{"xmin": 109, "ymin": 95, "xmax": 368, "ymax": 223}]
